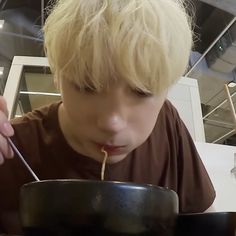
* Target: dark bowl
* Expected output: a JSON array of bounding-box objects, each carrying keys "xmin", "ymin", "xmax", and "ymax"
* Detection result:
[
  {"xmin": 20, "ymin": 179, "xmax": 178, "ymax": 236},
  {"xmin": 175, "ymin": 212, "xmax": 236, "ymax": 236}
]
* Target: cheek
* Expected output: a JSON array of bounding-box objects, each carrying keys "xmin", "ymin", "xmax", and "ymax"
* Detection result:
[
  {"xmin": 64, "ymin": 97, "xmax": 95, "ymax": 123},
  {"xmin": 132, "ymin": 102, "xmax": 163, "ymax": 138},
  {"xmin": 62, "ymin": 93, "xmax": 100, "ymax": 126},
  {"xmin": 60, "ymin": 85, "xmax": 89, "ymax": 122}
]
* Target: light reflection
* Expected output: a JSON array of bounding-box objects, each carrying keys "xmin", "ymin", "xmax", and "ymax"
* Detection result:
[
  {"xmin": 0, "ymin": 67, "xmax": 4, "ymax": 76},
  {"xmin": 0, "ymin": 20, "xmax": 4, "ymax": 29}
]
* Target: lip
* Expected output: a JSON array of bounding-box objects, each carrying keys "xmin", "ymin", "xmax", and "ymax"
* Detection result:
[{"xmin": 96, "ymin": 143, "xmax": 126, "ymax": 155}]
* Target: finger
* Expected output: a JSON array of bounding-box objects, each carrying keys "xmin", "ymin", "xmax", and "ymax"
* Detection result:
[
  {"xmin": 9, "ymin": 145, "xmax": 14, "ymax": 158},
  {"xmin": 2, "ymin": 122, "xmax": 14, "ymax": 137},
  {"xmin": 0, "ymin": 97, "xmax": 13, "ymax": 137},
  {"xmin": 4, "ymin": 140, "xmax": 14, "ymax": 159},
  {"xmin": 0, "ymin": 152, "xmax": 4, "ymax": 165},
  {"xmin": 0, "ymin": 96, "xmax": 9, "ymax": 117},
  {"xmin": 0, "ymin": 135, "xmax": 13, "ymax": 159},
  {"xmin": 0, "ymin": 111, "xmax": 14, "ymax": 136}
]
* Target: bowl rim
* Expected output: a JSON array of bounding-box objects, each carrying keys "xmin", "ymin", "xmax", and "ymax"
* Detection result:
[{"xmin": 21, "ymin": 179, "xmax": 178, "ymax": 195}]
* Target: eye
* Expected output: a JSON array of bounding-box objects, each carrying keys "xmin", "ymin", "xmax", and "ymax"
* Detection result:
[
  {"xmin": 83, "ymin": 86, "xmax": 97, "ymax": 94},
  {"xmin": 132, "ymin": 89, "xmax": 153, "ymax": 98},
  {"xmin": 71, "ymin": 82, "xmax": 96, "ymax": 94}
]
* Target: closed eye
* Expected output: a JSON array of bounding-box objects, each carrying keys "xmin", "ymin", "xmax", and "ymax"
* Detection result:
[
  {"xmin": 132, "ymin": 89, "xmax": 153, "ymax": 98},
  {"xmin": 71, "ymin": 82, "xmax": 97, "ymax": 94},
  {"xmin": 83, "ymin": 86, "xmax": 97, "ymax": 94}
]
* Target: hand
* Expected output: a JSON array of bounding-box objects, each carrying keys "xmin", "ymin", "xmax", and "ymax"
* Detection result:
[{"xmin": 0, "ymin": 96, "xmax": 14, "ymax": 164}]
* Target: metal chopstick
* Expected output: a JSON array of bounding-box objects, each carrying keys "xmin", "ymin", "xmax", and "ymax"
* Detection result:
[{"xmin": 7, "ymin": 137, "xmax": 40, "ymax": 181}]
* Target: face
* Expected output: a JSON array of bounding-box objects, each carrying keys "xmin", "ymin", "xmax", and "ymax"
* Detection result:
[{"xmin": 58, "ymin": 78, "xmax": 167, "ymax": 164}]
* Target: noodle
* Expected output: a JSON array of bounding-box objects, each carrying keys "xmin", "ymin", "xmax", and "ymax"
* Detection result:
[{"xmin": 101, "ymin": 147, "xmax": 108, "ymax": 181}]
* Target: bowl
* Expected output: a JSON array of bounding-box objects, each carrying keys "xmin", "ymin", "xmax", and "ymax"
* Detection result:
[{"xmin": 20, "ymin": 179, "xmax": 178, "ymax": 236}]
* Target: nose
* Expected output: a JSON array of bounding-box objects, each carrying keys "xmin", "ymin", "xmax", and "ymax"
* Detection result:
[{"xmin": 97, "ymin": 110, "xmax": 127, "ymax": 134}]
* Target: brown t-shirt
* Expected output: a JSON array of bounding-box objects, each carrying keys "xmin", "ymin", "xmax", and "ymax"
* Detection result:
[{"xmin": 0, "ymin": 100, "xmax": 215, "ymax": 235}]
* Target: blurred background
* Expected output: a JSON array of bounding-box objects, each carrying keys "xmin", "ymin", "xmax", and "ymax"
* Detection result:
[{"xmin": 0, "ymin": 0, "xmax": 236, "ymax": 146}]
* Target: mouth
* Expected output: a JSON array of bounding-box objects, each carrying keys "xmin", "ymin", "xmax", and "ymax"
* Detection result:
[{"xmin": 96, "ymin": 143, "xmax": 127, "ymax": 155}]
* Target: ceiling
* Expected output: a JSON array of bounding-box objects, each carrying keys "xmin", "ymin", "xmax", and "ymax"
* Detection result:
[
  {"xmin": 0, "ymin": 0, "xmax": 236, "ymax": 146},
  {"xmin": 200, "ymin": 0, "xmax": 236, "ymax": 16}
]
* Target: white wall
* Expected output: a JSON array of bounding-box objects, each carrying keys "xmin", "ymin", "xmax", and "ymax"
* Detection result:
[
  {"xmin": 167, "ymin": 77, "xmax": 205, "ymax": 142},
  {"xmin": 195, "ymin": 142, "xmax": 236, "ymax": 211}
]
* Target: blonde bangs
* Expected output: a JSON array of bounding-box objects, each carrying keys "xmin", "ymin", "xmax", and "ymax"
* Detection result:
[{"xmin": 44, "ymin": 0, "xmax": 192, "ymax": 94}]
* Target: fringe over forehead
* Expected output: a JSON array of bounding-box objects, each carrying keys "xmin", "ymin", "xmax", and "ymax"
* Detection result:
[{"xmin": 44, "ymin": 0, "xmax": 193, "ymax": 94}]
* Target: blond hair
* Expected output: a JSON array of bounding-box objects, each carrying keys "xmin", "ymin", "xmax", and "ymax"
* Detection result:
[{"xmin": 44, "ymin": 0, "xmax": 193, "ymax": 94}]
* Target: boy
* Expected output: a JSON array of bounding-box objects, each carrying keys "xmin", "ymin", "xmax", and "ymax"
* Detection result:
[{"xmin": 0, "ymin": 0, "xmax": 215, "ymax": 234}]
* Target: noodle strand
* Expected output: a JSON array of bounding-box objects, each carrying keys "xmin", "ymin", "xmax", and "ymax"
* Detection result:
[{"xmin": 101, "ymin": 147, "xmax": 108, "ymax": 181}]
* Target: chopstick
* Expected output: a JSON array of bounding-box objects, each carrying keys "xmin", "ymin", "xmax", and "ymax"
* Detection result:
[{"xmin": 7, "ymin": 137, "xmax": 40, "ymax": 181}]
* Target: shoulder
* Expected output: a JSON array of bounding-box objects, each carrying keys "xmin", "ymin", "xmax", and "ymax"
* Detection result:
[
  {"xmin": 10, "ymin": 101, "xmax": 62, "ymax": 139},
  {"xmin": 160, "ymin": 99, "xmax": 179, "ymax": 116},
  {"xmin": 154, "ymin": 100, "xmax": 216, "ymax": 213},
  {"xmin": 157, "ymin": 99, "xmax": 194, "ymax": 143},
  {"xmin": 11, "ymin": 101, "xmax": 61, "ymax": 127},
  {"xmin": 9, "ymin": 102, "xmax": 62, "ymax": 162},
  {"xmin": 153, "ymin": 99, "xmax": 184, "ymax": 146},
  {"xmin": 158, "ymin": 99, "xmax": 183, "ymax": 127}
]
